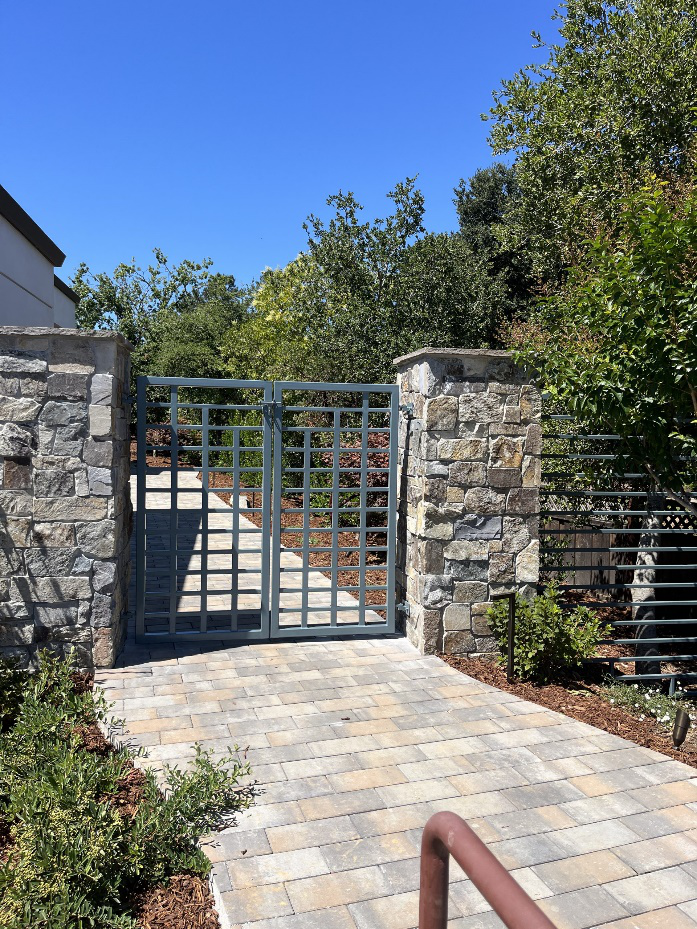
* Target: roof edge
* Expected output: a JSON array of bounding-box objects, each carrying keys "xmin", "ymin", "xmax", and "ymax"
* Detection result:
[{"xmin": 0, "ymin": 184, "xmax": 66, "ymax": 267}]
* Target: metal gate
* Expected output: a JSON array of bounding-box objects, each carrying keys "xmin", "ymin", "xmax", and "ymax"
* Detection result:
[{"xmin": 135, "ymin": 377, "xmax": 398, "ymax": 643}]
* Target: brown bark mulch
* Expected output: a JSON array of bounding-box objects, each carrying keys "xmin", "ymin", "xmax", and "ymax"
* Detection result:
[
  {"xmin": 130, "ymin": 874, "xmax": 220, "ymax": 929},
  {"xmin": 442, "ymin": 654, "xmax": 697, "ymax": 769}
]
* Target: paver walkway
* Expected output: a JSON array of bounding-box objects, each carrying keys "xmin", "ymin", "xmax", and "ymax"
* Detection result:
[{"xmin": 97, "ymin": 635, "xmax": 697, "ymax": 929}]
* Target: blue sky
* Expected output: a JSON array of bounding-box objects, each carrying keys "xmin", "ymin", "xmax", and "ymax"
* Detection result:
[{"xmin": 1, "ymin": 1, "xmax": 558, "ymax": 287}]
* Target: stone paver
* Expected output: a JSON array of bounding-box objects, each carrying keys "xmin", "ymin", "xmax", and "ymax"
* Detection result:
[{"xmin": 97, "ymin": 635, "xmax": 697, "ymax": 929}]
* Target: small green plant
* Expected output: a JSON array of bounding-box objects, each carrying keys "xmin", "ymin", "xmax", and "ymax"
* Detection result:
[
  {"xmin": 0, "ymin": 651, "xmax": 254, "ymax": 928},
  {"xmin": 603, "ymin": 680, "xmax": 697, "ymax": 733},
  {"xmin": 487, "ymin": 585, "xmax": 610, "ymax": 684}
]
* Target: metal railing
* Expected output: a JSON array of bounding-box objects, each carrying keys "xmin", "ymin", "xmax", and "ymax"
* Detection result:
[{"xmin": 419, "ymin": 812, "xmax": 558, "ymax": 929}]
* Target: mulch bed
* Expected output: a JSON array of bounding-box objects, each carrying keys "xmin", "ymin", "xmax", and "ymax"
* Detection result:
[
  {"xmin": 131, "ymin": 874, "xmax": 219, "ymax": 929},
  {"xmin": 442, "ymin": 654, "xmax": 697, "ymax": 769}
]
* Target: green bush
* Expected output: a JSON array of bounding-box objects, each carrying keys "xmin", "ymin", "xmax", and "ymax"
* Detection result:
[
  {"xmin": 487, "ymin": 586, "xmax": 609, "ymax": 684},
  {"xmin": 0, "ymin": 651, "xmax": 253, "ymax": 928}
]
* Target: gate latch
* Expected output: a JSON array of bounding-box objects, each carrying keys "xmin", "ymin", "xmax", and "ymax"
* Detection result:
[
  {"xmin": 399, "ymin": 403, "xmax": 414, "ymax": 416},
  {"xmin": 397, "ymin": 601, "xmax": 411, "ymax": 617}
]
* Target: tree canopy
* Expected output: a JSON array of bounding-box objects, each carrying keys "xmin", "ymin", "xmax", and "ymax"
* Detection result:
[
  {"xmin": 487, "ymin": 0, "xmax": 697, "ymax": 278},
  {"xmin": 511, "ymin": 177, "xmax": 697, "ymax": 513}
]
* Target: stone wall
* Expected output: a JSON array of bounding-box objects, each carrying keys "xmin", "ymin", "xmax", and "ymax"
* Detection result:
[
  {"xmin": 0, "ymin": 327, "xmax": 132, "ymax": 668},
  {"xmin": 395, "ymin": 348, "xmax": 542, "ymax": 656}
]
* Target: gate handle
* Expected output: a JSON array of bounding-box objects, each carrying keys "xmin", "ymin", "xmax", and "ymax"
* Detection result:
[{"xmin": 419, "ymin": 812, "xmax": 558, "ymax": 929}]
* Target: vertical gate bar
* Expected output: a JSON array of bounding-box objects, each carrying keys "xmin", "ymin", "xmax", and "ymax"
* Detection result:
[
  {"xmin": 358, "ymin": 391, "xmax": 369, "ymax": 625},
  {"xmin": 135, "ymin": 377, "xmax": 147, "ymax": 640},
  {"xmin": 231, "ymin": 425, "xmax": 239, "ymax": 632},
  {"xmin": 301, "ymin": 427, "xmax": 311, "ymax": 628},
  {"xmin": 260, "ymin": 383, "xmax": 273, "ymax": 638},
  {"xmin": 330, "ymin": 408, "xmax": 340, "ymax": 626},
  {"xmin": 200, "ymin": 405, "xmax": 209, "ymax": 634},
  {"xmin": 270, "ymin": 382, "xmax": 284, "ymax": 636},
  {"xmin": 169, "ymin": 386, "xmax": 179, "ymax": 635},
  {"xmin": 386, "ymin": 387, "xmax": 399, "ymax": 632}
]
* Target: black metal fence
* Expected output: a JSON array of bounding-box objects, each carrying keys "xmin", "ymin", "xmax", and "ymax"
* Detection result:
[{"xmin": 541, "ymin": 413, "xmax": 697, "ymax": 690}]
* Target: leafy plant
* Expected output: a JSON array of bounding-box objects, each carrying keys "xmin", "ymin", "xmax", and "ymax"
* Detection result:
[
  {"xmin": 487, "ymin": 586, "xmax": 610, "ymax": 684},
  {"xmin": 0, "ymin": 651, "xmax": 253, "ymax": 928}
]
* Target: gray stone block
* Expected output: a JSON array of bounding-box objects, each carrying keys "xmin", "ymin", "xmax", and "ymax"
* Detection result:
[
  {"xmin": 88, "ymin": 467, "xmax": 113, "ymax": 495},
  {"xmin": 443, "ymin": 630, "xmax": 476, "ymax": 655},
  {"xmin": 76, "ymin": 521, "xmax": 117, "ymax": 558},
  {"xmin": 0, "ymin": 601, "xmax": 31, "ymax": 619},
  {"xmin": 0, "ymin": 423, "xmax": 35, "ymax": 458},
  {"xmin": 39, "ymin": 401, "xmax": 87, "ymax": 426},
  {"xmin": 84, "ymin": 438, "xmax": 114, "ymax": 467},
  {"xmin": 90, "ymin": 374, "xmax": 115, "ymax": 406},
  {"xmin": 0, "ymin": 491, "xmax": 32, "ymax": 517},
  {"xmin": 91, "ymin": 593, "xmax": 116, "ymax": 628},
  {"xmin": 443, "ymin": 603, "xmax": 471, "ymax": 631},
  {"xmin": 425, "ymin": 396, "xmax": 458, "ymax": 431},
  {"xmin": 25, "ymin": 549, "xmax": 75, "ymax": 577},
  {"xmin": 453, "ymin": 581, "xmax": 489, "ymax": 603},
  {"xmin": 488, "ymin": 467, "xmax": 522, "ymax": 488},
  {"xmin": 0, "ymin": 352, "xmax": 47, "ymax": 374},
  {"xmin": 93, "ymin": 560, "xmax": 116, "ymax": 594},
  {"xmin": 48, "ymin": 372, "xmax": 89, "ymax": 399},
  {"xmin": 34, "ymin": 469, "xmax": 75, "ymax": 498},
  {"xmin": 89, "ymin": 405, "xmax": 113, "ymax": 438},
  {"xmin": 449, "ymin": 461, "xmax": 487, "ymax": 487},
  {"xmin": 4, "ymin": 459, "xmax": 32, "ymax": 490},
  {"xmin": 13, "ymin": 576, "xmax": 92, "ymax": 601},
  {"xmin": 52, "ymin": 426, "xmax": 84, "ymax": 456},
  {"xmin": 464, "ymin": 487, "xmax": 506, "ymax": 515},
  {"xmin": 72, "ymin": 554, "xmax": 93, "ymax": 575},
  {"xmin": 33, "ymin": 522, "xmax": 76, "ymax": 548},
  {"xmin": 438, "ymin": 439, "xmax": 487, "ymax": 461},
  {"xmin": 34, "ymin": 604, "xmax": 80, "ymax": 627},
  {"xmin": 445, "ymin": 559, "xmax": 488, "ymax": 581},
  {"xmin": 34, "ymin": 497, "xmax": 107, "ymax": 522},
  {"xmin": 454, "ymin": 515, "xmax": 502, "ymax": 540},
  {"xmin": 422, "ymin": 574, "xmax": 452, "ymax": 608},
  {"xmin": 459, "ymin": 393, "xmax": 504, "ymax": 424},
  {"xmin": 0, "ymin": 396, "xmax": 41, "ymax": 422}
]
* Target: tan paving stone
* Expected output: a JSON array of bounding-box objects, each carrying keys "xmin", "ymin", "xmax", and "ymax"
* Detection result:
[
  {"xmin": 601, "ymin": 908, "xmax": 697, "ymax": 929},
  {"xmin": 375, "ymin": 777, "xmax": 460, "ymax": 808},
  {"xmin": 299, "ymin": 788, "xmax": 386, "ymax": 821},
  {"xmin": 605, "ymin": 866, "xmax": 697, "ymax": 916},
  {"xmin": 322, "ymin": 832, "xmax": 419, "ymax": 872},
  {"xmin": 285, "ymin": 865, "xmax": 391, "ymax": 914},
  {"xmin": 327, "ymin": 766, "xmax": 408, "ymax": 793},
  {"xmin": 267, "ymin": 815, "xmax": 360, "ymax": 854},
  {"xmin": 532, "ymin": 850, "xmax": 636, "ymax": 894},
  {"xmin": 219, "ymin": 882, "xmax": 293, "ymax": 924},
  {"xmin": 229, "ymin": 846, "xmax": 329, "ymax": 889}
]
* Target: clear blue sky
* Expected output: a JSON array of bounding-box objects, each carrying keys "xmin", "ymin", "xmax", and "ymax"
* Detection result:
[{"xmin": 2, "ymin": 1, "xmax": 558, "ymax": 287}]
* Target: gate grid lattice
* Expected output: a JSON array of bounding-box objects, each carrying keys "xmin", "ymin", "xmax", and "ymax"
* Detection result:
[{"xmin": 135, "ymin": 377, "xmax": 398, "ymax": 642}]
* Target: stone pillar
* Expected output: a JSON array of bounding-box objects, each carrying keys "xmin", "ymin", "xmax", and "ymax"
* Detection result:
[
  {"xmin": 0, "ymin": 327, "xmax": 132, "ymax": 669},
  {"xmin": 395, "ymin": 348, "xmax": 541, "ymax": 656}
]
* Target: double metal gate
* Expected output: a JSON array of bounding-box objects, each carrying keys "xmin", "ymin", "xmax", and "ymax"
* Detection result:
[{"xmin": 135, "ymin": 377, "xmax": 398, "ymax": 642}]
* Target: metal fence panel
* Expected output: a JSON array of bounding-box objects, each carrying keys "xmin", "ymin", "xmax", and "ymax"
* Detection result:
[{"xmin": 541, "ymin": 412, "xmax": 697, "ymax": 689}]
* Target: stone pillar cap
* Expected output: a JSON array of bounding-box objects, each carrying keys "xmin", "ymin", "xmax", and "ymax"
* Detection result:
[
  {"xmin": 393, "ymin": 347, "xmax": 512, "ymax": 367},
  {"xmin": 0, "ymin": 326, "xmax": 134, "ymax": 351}
]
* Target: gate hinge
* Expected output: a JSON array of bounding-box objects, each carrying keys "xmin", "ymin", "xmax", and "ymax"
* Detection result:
[
  {"xmin": 397, "ymin": 601, "xmax": 411, "ymax": 617},
  {"xmin": 399, "ymin": 403, "xmax": 414, "ymax": 416}
]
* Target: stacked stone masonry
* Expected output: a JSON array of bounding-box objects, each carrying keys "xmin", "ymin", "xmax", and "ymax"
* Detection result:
[
  {"xmin": 0, "ymin": 327, "xmax": 132, "ymax": 668},
  {"xmin": 395, "ymin": 348, "xmax": 541, "ymax": 657}
]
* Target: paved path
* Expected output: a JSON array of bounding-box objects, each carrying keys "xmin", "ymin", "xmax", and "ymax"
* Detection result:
[
  {"xmin": 97, "ymin": 635, "xmax": 697, "ymax": 929},
  {"xmin": 137, "ymin": 471, "xmax": 384, "ymax": 633}
]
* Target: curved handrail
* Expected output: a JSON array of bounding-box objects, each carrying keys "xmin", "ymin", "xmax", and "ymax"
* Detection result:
[{"xmin": 419, "ymin": 812, "xmax": 558, "ymax": 929}]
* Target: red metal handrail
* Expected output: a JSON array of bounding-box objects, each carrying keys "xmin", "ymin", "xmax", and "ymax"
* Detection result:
[{"xmin": 419, "ymin": 812, "xmax": 558, "ymax": 929}]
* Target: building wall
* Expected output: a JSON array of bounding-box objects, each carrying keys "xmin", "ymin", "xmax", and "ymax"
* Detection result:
[
  {"xmin": 0, "ymin": 216, "xmax": 76, "ymax": 328},
  {"xmin": 0, "ymin": 327, "xmax": 132, "ymax": 668}
]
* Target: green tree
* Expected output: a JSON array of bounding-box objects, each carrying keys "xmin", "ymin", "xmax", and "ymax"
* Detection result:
[
  {"xmin": 231, "ymin": 178, "xmax": 507, "ymax": 385},
  {"xmin": 512, "ymin": 178, "xmax": 697, "ymax": 514},
  {"xmin": 487, "ymin": 0, "xmax": 697, "ymax": 277}
]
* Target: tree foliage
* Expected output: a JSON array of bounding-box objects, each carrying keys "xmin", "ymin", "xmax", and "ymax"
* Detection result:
[
  {"xmin": 487, "ymin": 0, "xmax": 697, "ymax": 277},
  {"xmin": 511, "ymin": 178, "xmax": 697, "ymax": 512},
  {"xmin": 227, "ymin": 178, "xmax": 513, "ymax": 385}
]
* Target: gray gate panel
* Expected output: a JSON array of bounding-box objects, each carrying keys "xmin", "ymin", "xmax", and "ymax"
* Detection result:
[{"xmin": 270, "ymin": 380, "xmax": 398, "ymax": 637}]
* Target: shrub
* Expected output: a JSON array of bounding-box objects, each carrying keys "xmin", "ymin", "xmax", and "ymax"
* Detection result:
[
  {"xmin": 487, "ymin": 585, "xmax": 609, "ymax": 684},
  {"xmin": 0, "ymin": 651, "xmax": 253, "ymax": 928}
]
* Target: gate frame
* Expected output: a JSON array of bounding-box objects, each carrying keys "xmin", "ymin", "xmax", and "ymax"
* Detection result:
[{"xmin": 135, "ymin": 376, "xmax": 398, "ymax": 643}]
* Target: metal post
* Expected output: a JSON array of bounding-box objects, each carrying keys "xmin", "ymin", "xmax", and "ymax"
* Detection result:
[
  {"xmin": 507, "ymin": 592, "xmax": 516, "ymax": 683},
  {"xmin": 419, "ymin": 812, "xmax": 557, "ymax": 929}
]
